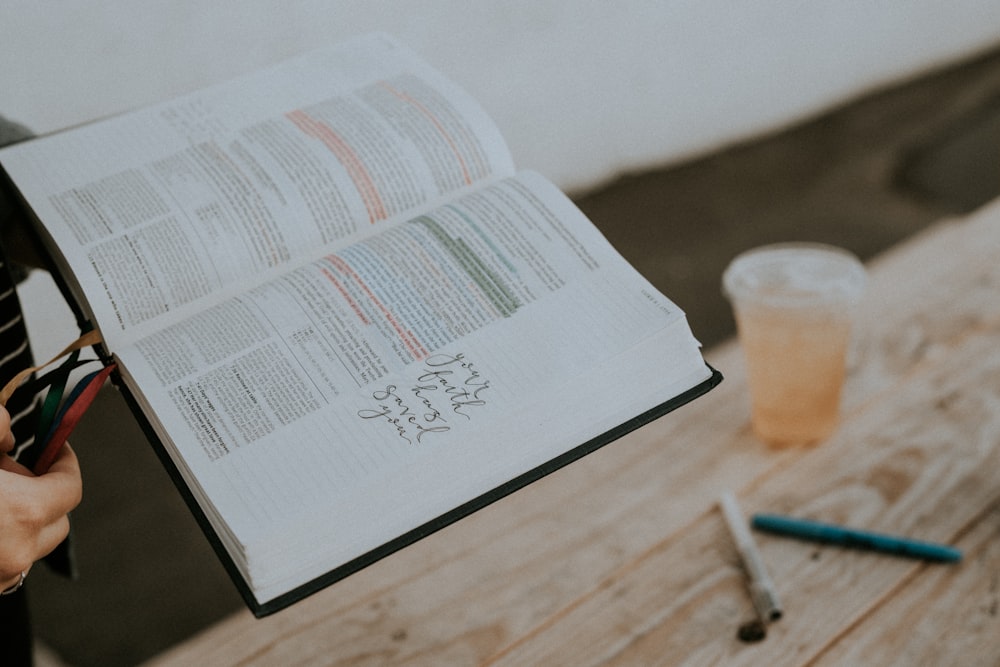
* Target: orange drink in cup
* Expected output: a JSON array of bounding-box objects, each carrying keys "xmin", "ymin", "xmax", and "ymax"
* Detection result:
[{"xmin": 723, "ymin": 243, "xmax": 866, "ymax": 447}]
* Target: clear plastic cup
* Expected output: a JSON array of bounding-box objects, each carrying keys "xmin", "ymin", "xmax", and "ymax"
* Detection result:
[{"xmin": 723, "ymin": 243, "xmax": 866, "ymax": 447}]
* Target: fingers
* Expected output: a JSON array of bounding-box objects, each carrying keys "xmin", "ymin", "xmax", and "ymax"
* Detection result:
[
  {"xmin": 0, "ymin": 570, "xmax": 26, "ymax": 591},
  {"xmin": 0, "ymin": 513, "xmax": 69, "ymax": 582},
  {"xmin": 22, "ymin": 443, "xmax": 83, "ymax": 518},
  {"xmin": 0, "ymin": 514, "xmax": 69, "ymax": 582},
  {"xmin": 0, "ymin": 452, "xmax": 32, "ymax": 476},
  {"xmin": 0, "ymin": 406, "xmax": 13, "ymax": 455},
  {"xmin": 0, "ymin": 443, "xmax": 80, "ymax": 580},
  {"xmin": 1, "ymin": 443, "xmax": 82, "ymax": 520},
  {"xmin": 0, "ymin": 404, "xmax": 30, "ymax": 477},
  {"xmin": 33, "ymin": 513, "xmax": 71, "ymax": 562},
  {"xmin": 39, "ymin": 443, "xmax": 83, "ymax": 510}
]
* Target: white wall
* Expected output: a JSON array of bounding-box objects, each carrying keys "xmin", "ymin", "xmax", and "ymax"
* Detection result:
[
  {"xmin": 5, "ymin": 1, "xmax": 1000, "ymax": 194},
  {"xmin": 5, "ymin": 1, "xmax": 1000, "ymax": 361}
]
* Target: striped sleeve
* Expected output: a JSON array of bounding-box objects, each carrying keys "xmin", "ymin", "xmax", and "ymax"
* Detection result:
[{"xmin": 0, "ymin": 254, "xmax": 42, "ymax": 466}]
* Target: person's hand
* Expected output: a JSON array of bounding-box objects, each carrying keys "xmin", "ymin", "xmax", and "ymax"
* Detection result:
[{"xmin": 0, "ymin": 406, "xmax": 82, "ymax": 589}]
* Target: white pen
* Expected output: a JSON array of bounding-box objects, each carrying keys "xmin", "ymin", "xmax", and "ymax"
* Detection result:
[{"xmin": 719, "ymin": 491, "xmax": 783, "ymax": 623}]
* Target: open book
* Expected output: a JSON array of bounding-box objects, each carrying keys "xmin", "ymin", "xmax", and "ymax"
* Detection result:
[{"xmin": 0, "ymin": 33, "xmax": 720, "ymax": 616}]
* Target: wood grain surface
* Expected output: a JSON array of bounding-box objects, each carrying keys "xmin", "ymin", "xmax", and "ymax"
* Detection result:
[{"xmin": 147, "ymin": 200, "xmax": 1000, "ymax": 666}]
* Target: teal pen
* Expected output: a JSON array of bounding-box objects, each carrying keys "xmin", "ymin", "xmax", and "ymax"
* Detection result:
[{"xmin": 751, "ymin": 514, "xmax": 962, "ymax": 562}]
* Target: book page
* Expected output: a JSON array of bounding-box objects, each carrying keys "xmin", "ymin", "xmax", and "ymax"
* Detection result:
[
  {"xmin": 0, "ymin": 33, "xmax": 514, "ymax": 349},
  {"xmin": 114, "ymin": 171, "xmax": 711, "ymax": 600}
]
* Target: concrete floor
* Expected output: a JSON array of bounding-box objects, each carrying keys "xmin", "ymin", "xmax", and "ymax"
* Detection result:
[{"xmin": 25, "ymin": 45, "xmax": 1000, "ymax": 666}]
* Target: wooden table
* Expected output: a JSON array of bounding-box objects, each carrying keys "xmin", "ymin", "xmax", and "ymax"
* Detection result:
[{"xmin": 148, "ymin": 200, "xmax": 1000, "ymax": 666}]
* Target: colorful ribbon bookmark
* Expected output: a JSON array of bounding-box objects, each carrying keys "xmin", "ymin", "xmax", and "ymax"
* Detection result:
[
  {"xmin": 0, "ymin": 329, "xmax": 103, "ymax": 406},
  {"xmin": 32, "ymin": 363, "xmax": 116, "ymax": 474},
  {"xmin": 0, "ymin": 329, "xmax": 115, "ymax": 474}
]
